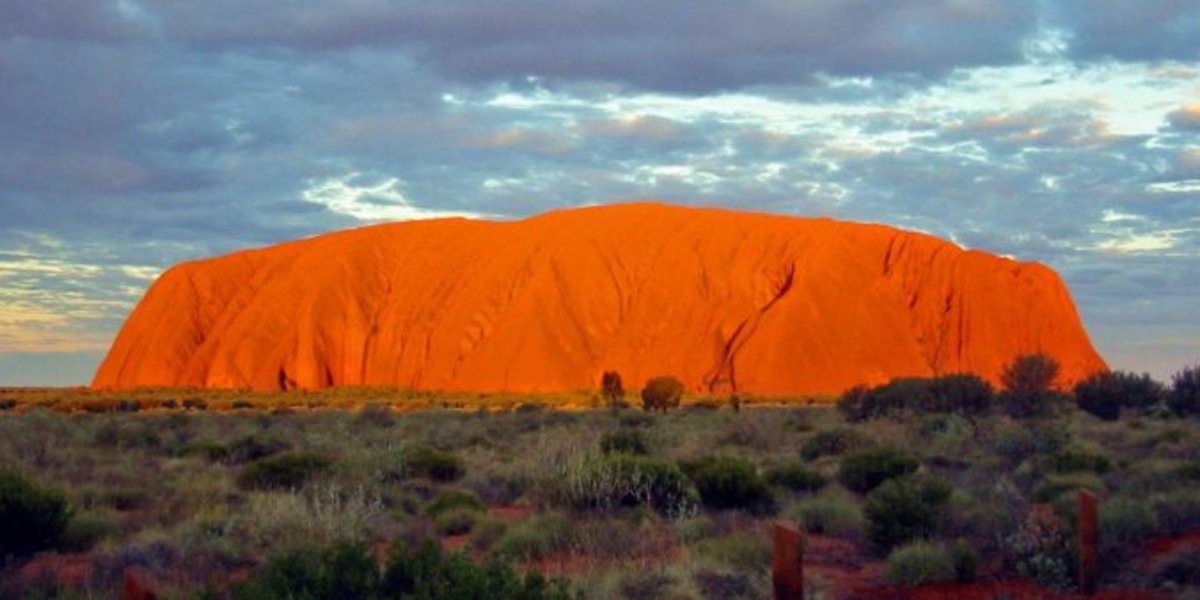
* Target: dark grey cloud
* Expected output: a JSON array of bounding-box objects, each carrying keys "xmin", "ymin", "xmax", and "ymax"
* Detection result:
[{"xmin": 1051, "ymin": 0, "xmax": 1200, "ymax": 63}]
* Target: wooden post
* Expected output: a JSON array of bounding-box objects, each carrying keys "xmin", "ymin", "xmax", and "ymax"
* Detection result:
[
  {"xmin": 772, "ymin": 522, "xmax": 804, "ymax": 600},
  {"xmin": 1078, "ymin": 489, "xmax": 1098, "ymax": 595},
  {"xmin": 122, "ymin": 569, "xmax": 157, "ymax": 600}
]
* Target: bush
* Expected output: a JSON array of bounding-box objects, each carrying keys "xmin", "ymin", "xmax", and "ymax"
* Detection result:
[
  {"xmin": 682, "ymin": 456, "xmax": 774, "ymax": 513},
  {"xmin": 182, "ymin": 398, "xmax": 208, "ymax": 411},
  {"xmin": 764, "ymin": 462, "xmax": 828, "ymax": 493},
  {"xmin": 1153, "ymin": 547, "xmax": 1200, "ymax": 586},
  {"xmin": 1075, "ymin": 371, "xmax": 1166, "ymax": 420},
  {"xmin": 1006, "ymin": 505, "xmax": 1074, "ymax": 589},
  {"xmin": 838, "ymin": 448, "xmax": 920, "ymax": 494},
  {"xmin": 927, "ymin": 374, "xmax": 994, "ymax": 416},
  {"xmin": 1000, "ymin": 354, "xmax": 1062, "ymax": 418},
  {"xmin": 800, "ymin": 428, "xmax": 868, "ymax": 461},
  {"xmin": 692, "ymin": 531, "xmax": 773, "ymax": 573},
  {"xmin": 951, "ymin": 538, "xmax": 979, "ymax": 583},
  {"xmin": 434, "ymin": 508, "xmax": 480, "ymax": 536},
  {"xmin": 790, "ymin": 497, "xmax": 863, "ymax": 538},
  {"xmin": 641, "ymin": 376, "xmax": 684, "ymax": 412},
  {"xmin": 885, "ymin": 541, "xmax": 955, "ymax": 586},
  {"xmin": 233, "ymin": 540, "xmax": 379, "ymax": 599},
  {"xmin": 405, "ymin": 446, "xmax": 465, "ymax": 482},
  {"xmin": 559, "ymin": 454, "xmax": 696, "ymax": 516},
  {"xmin": 1032, "ymin": 473, "xmax": 1105, "ymax": 503},
  {"xmin": 425, "ymin": 488, "xmax": 486, "ymax": 517},
  {"xmin": 209, "ymin": 435, "xmax": 288, "ymax": 465},
  {"xmin": 492, "ymin": 513, "xmax": 574, "ymax": 561},
  {"xmin": 238, "ymin": 451, "xmax": 332, "ymax": 491},
  {"xmin": 1042, "ymin": 445, "xmax": 1112, "ymax": 475},
  {"xmin": 864, "ymin": 476, "xmax": 952, "ymax": 554},
  {"xmin": 1169, "ymin": 364, "xmax": 1200, "ymax": 417},
  {"xmin": 0, "ymin": 469, "xmax": 72, "ymax": 559},
  {"xmin": 600, "ymin": 429, "xmax": 649, "ymax": 455},
  {"xmin": 991, "ymin": 422, "xmax": 1069, "ymax": 463},
  {"xmin": 59, "ymin": 511, "xmax": 120, "ymax": 553}
]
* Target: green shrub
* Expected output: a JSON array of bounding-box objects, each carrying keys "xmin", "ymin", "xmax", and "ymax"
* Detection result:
[
  {"xmin": 1099, "ymin": 498, "xmax": 1159, "ymax": 547},
  {"xmin": 0, "ymin": 469, "xmax": 72, "ymax": 559},
  {"xmin": 992, "ymin": 422, "xmax": 1069, "ymax": 463},
  {"xmin": 600, "ymin": 429, "xmax": 649, "ymax": 455},
  {"xmin": 434, "ymin": 508, "xmax": 480, "ymax": 536},
  {"xmin": 1169, "ymin": 364, "xmax": 1200, "ymax": 417},
  {"xmin": 237, "ymin": 451, "xmax": 332, "ymax": 491},
  {"xmin": 927, "ymin": 374, "xmax": 994, "ymax": 416},
  {"xmin": 885, "ymin": 541, "xmax": 956, "ymax": 586},
  {"xmin": 601, "ymin": 371, "xmax": 625, "ymax": 408},
  {"xmin": 681, "ymin": 456, "xmax": 774, "ymax": 513},
  {"xmin": 492, "ymin": 513, "xmax": 574, "ymax": 561},
  {"xmin": 1006, "ymin": 506, "xmax": 1074, "ymax": 589},
  {"xmin": 1043, "ymin": 445, "xmax": 1112, "ymax": 475},
  {"xmin": 1032, "ymin": 473, "xmax": 1105, "ymax": 503},
  {"xmin": 560, "ymin": 454, "xmax": 696, "ymax": 516},
  {"xmin": 800, "ymin": 428, "xmax": 868, "ymax": 461},
  {"xmin": 951, "ymin": 538, "xmax": 979, "ymax": 583},
  {"xmin": 790, "ymin": 497, "xmax": 863, "ymax": 538},
  {"xmin": 59, "ymin": 511, "xmax": 120, "ymax": 553},
  {"xmin": 233, "ymin": 540, "xmax": 379, "ymax": 599},
  {"xmin": 210, "ymin": 435, "xmax": 288, "ymax": 465},
  {"xmin": 405, "ymin": 446, "xmax": 465, "ymax": 482},
  {"xmin": 1075, "ymin": 371, "xmax": 1166, "ymax": 420},
  {"xmin": 641, "ymin": 376, "xmax": 684, "ymax": 412},
  {"xmin": 764, "ymin": 462, "xmax": 828, "ymax": 493},
  {"xmin": 864, "ymin": 476, "xmax": 952, "ymax": 554},
  {"xmin": 693, "ymin": 531, "xmax": 773, "ymax": 573},
  {"xmin": 425, "ymin": 488, "xmax": 486, "ymax": 516},
  {"xmin": 999, "ymin": 353, "xmax": 1062, "ymax": 418},
  {"xmin": 838, "ymin": 448, "xmax": 920, "ymax": 494},
  {"xmin": 470, "ymin": 517, "xmax": 508, "ymax": 553}
]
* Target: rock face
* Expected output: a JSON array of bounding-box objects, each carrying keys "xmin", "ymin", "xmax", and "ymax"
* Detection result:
[{"xmin": 93, "ymin": 203, "xmax": 1106, "ymax": 395}]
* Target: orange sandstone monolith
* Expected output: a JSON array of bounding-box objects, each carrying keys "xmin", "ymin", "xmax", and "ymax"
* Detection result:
[{"xmin": 93, "ymin": 202, "xmax": 1106, "ymax": 395}]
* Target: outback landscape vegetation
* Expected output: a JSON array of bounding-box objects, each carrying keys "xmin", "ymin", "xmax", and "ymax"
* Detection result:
[{"xmin": 4, "ymin": 355, "xmax": 1200, "ymax": 598}]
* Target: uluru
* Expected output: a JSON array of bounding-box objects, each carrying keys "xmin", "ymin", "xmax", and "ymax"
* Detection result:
[{"xmin": 93, "ymin": 203, "xmax": 1106, "ymax": 395}]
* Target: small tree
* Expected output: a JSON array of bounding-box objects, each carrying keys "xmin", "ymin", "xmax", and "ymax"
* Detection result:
[
  {"xmin": 1000, "ymin": 353, "xmax": 1062, "ymax": 418},
  {"xmin": 641, "ymin": 376, "xmax": 684, "ymax": 412},
  {"xmin": 1170, "ymin": 364, "xmax": 1200, "ymax": 417},
  {"xmin": 601, "ymin": 371, "xmax": 625, "ymax": 409},
  {"xmin": 1075, "ymin": 371, "xmax": 1166, "ymax": 421}
]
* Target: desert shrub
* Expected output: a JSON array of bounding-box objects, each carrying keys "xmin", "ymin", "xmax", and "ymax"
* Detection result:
[
  {"xmin": 232, "ymin": 399, "xmax": 254, "ymax": 410},
  {"xmin": 114, "ymin": 400, "xmax": 141, "ymax": 413},
  {"xmin": 1006, "ymin": 505, "xmax": 1074, "ymax": 589},
  {"xmin": 836, "ymin": 380, "xmax": 919, "ymax": 421},
  {"xmin": 404, "ymin": 445, "xmax": 465, "ymax": 482},
  {"xmin": 951, "ymin": 538, "xmax": 980, "ymax": 583},
  {"xmin": 692, "ymin": 531, "xmax": 773, "ymax": 573},
  {"xmin": 682, "ymin": 456, "xmax": 774, "ymax": 513},
  {"xmin": 356, "ymin": 405, "xmax": 395, "ymax": 428},
  {"xmin": 927, "ymin": 374, "xmax": 994, "ymax": 416},
  {"xmin": 561, "ymin": 454, "xmax": 696, "ymax": 516},
  {"xmin": 238, "ymin": 451, "xmax": 332, "ymax": 491},
  {"xmin": 617, "ymin": 412, "xmax": 656, "ymax": 428},
  {"xmin": 864, "ymin": 475, "xmax": 952, "ymax": 554},
  {"xmin": 1032, "ymin": 473, "xmax": 1105, "ymax": 503},
  {"xmin": 600, "ymin": 429, "xmax": 649, "ymax": 455},
  {"xmin": 434, "ymin": 508, "xmax": 480, "ymax": 536},
  {"xmin": 212, "ymin": 435, "xmax": 289, "ymax": 465},
  {"xmin": 1154, "ymin": 490, "xmax": 1200, "ymax": 534},
  {"xmin": 839, "ymin": 448, "xmax": 920, "ymax": 494},
  {"xmin": 470, "ymin": 517, "xmax": 508, "ymax": 553},
  {"xmin": 0, "ymin": 469, "xmax": 72, "ymax": 559},
  {"xmin": 492, "ymin": 513, "xmax": 575, "ymax": 561},
  {"xmin": 692, "ymin": 569, "xmax": 755, "ymax": 599},
  {"xmin": 885, "ymin": 541, "xmax": 956, "ymax": 586},
  {"xmin": 0, "ymin": 399, "xmax": 16, "ymax": 411},
  {"xmin": 800, "ymin": 428, "xmax": 868, "ymax": 461},
  {"xmin": 425, "ymin": 488, "xmax": 486, "ymax": 516},
  {"xmin": 790, "ymin": 497, "xmax": 863, "ymax": 538},
  {"xmin": 601, "ymin": 371, "xmax": 625, "ymax": 408},
  {"xmin": 1042, "ymin": 444, "xmax": 1112, "ymax": 475},
  {"xmin": 1153, "ymin": 547, "xmax": 1200, "ymax": 586},
  {"xmin": 234, "ymin": 540, "xmax": 379, "ymax": 599},
  {"xmin": 1169, "ymin": 364, "xmax": 1200, "ymax": 417},
  {"xmin": 991, "ymin": 422, "xmax": 1069, "ymax": 463},
  {"xmin": 1000, "ymin": 353, "xmax": 1062, "ymax": 418},
  {"xmin": 1075, "ymin": 371, "xmax": 1166, "ymax": 420},
  {"xmin": 1099, "ymin": 498, "xmax": 1159, "ymax": 554},
  {"xmin": 58, "ymin": 511, "xmax": 120, "ymax": 553},
  {"xmin": 618, "ymin": 572, "xmax": 677, "ymax": 599},
  {"xmin": 182, "ymin": 397, "xmax": 208, "ymax": 411},
  {"xmin": 764, "ymin": 462, "xmax": 828, "ymax": 493},
  {"xmin": 641, "ymin": 376, "xmax": 684, "ymax": 412}
]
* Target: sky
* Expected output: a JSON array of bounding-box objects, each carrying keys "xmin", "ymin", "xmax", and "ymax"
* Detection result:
[{"xmin": 0, "ymin": 1, "xmax": 1198, "ymax": 386}]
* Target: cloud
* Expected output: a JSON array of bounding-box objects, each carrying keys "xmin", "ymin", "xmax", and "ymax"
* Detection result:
[
  {"xmin": 300, "ymin": 173, "xmax": 484, "ymax": 222},
  {"xmin": 1167, "ymin": 104, "xmax": 1200, "ymax": 131}
]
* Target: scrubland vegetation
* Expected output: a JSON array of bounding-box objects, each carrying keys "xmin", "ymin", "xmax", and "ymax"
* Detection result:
[{"xmin": 1, "ymin": 358, "xmax": 1199, "ymax": 598}]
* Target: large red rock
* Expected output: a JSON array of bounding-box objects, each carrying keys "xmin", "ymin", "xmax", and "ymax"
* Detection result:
[{"xmin": 93, "ymin": 203, "xmax": 1106, "ymax": 395}]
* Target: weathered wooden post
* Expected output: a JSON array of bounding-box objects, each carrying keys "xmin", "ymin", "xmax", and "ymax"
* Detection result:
[
  {"xmin": 772, "ymin": 522, "xmax": 804, "ymax": 600},
  {"xmin": 122, "ymin": 568, "xmax": 158, "ymax": 600},
  {"xmin": 1079, "ymin": 489, "xmax": 1098, "ymax": 595}
]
